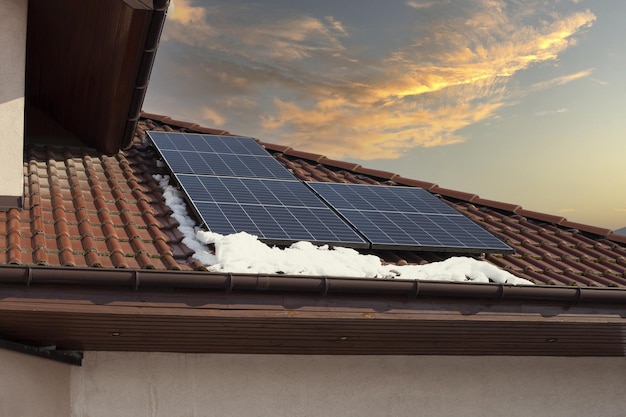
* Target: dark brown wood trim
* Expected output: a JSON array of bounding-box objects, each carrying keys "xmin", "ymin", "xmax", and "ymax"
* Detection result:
[
  {"xmin": 1, "ymin": 286, "xmax": 625, "ymax": 356},
  {"xmin": 0, "ymin": 195, "xmax": 22, "ymax": 211}
]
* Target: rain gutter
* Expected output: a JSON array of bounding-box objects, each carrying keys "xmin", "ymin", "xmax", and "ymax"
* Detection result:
[
  {"xmin": 121, "ymin": 0, "xmax": 170, "ymax": 150},
  {"xmin": 1, "ymin": 265, "xmax": 626, "ymax": 304}
]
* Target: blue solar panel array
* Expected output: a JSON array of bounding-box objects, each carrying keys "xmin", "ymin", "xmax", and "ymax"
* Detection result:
[
  {"xmin": 177, "ymin": 175, "xmax": 368, "ymax": 247},
  {"xmin": 148, "ymin": 131, "xmax": 295, "ymax": 180},
  {"xmin": 149, "ymin": 131, "xmax": 512, "ymax": 253},
  {"xmin": 306, "ymin": 182, "xmax": 512, "ymax": 253},
  {"xmin": 148, "ymin": 131, "xmax": 367, "ymax": 247}
]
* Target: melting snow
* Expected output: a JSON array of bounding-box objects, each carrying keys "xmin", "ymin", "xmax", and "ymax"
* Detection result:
[{"xmin": 155, "ymin": 175, "xmax": 533, "ymax": 285}]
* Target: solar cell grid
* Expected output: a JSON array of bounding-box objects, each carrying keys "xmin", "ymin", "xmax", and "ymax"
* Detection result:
[
  {"xmin": 148, "ymin": 131, "xmax": 295, "ymax": 180},
  {"xmin": 149, "ymin": 131, "xmax": 268, "ymax": 155},
  {"xmin": 177, "ymin": 175, "xmax": 368, "ymax": 247},
  {"xmin": 149, "ymin": 131, "xmax": 511, "ymax": 253},
  {"xmin": 307, "ymin": 182, "xmax": 512, "ymax": 253}
]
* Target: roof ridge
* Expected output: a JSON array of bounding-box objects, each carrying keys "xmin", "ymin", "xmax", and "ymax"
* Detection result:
[{"xmin": 139, "ymin": 111, "xmax": 621, "ymax": 242}]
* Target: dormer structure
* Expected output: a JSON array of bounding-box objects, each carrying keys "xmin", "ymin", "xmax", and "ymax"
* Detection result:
[{"xmin": 0, "ymin": 0, "xmax": 169, "ymax": 210}]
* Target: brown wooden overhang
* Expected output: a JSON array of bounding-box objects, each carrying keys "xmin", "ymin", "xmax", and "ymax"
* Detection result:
[
  {"xmin": 1, "ymin": 265, "xmax": 626, "ymax": 357},
  {"xmin": 25, "ymin": 0, "xmax": 169, "ymax": 154}
]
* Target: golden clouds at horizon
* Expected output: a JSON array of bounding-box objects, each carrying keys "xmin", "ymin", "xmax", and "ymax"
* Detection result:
[
  {"xmin": 167, "ymin": 0, "xmax": 206, "ymax": 25},
  {"xmin": 159, "ymin": 1, "xmax": 597, "ymax": 160}
]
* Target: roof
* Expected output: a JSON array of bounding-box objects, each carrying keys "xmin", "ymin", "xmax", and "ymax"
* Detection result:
[
  {"xmin": 5, "ymin": 112, "xmax": 626, "ymax": 286},
  {"xmin": 2, "ymin": 112, "xmax": 626, "ymax": 357}
]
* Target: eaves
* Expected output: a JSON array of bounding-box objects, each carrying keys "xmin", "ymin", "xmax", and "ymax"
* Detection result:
[{"xmin": 1, "ymin": 265, "xmax": 626, "ymax": 356}]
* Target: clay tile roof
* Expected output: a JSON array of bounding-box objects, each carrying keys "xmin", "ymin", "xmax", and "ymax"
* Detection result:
[{"xmin": 2, "ymin": 111, "xmax": 625, "ymax": 289}]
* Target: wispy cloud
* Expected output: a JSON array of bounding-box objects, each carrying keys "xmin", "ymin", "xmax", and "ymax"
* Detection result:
[
  {"xmin": 536, "ymin": 108, "xmax": 569, "ymax": 116},
  {"xmin": 405, "ymin": 1, "xmax": 443, "ymax": 9},
  {"xmin": 168, "ymin": 0, "xmax": 207, "ymax": 25},
  {"xmin": 201, "ymin": 107, "xmax": 226, "ymax": 127},
  {"xmin": 149, "ymin": 0, "xmax": 597, "ymax": 159},
  {"xmin": 589, "ymin": 77, "xmax": 608, "ymax": 85},
  {"xmin": 531, "ymin": 69, "xmax": 594, "ymax": 91}
]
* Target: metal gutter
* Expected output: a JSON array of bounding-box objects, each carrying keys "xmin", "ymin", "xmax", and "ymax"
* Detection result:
[
  {"xmin": 121, "ymin": 0, "xmax": 170, "ymax": 150},
  {"xmin": 1, "ymin": 265, "xmax": 626, "ymax": 304}
]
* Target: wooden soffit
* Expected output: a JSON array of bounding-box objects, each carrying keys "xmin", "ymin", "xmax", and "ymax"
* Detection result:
[
  {"xmin": 2, "ymin": 285, "xmax": 626, "ymax": 357},
  {"xmin": 25, "ymin": 0, "xmax": 169, "ymax": 154}
]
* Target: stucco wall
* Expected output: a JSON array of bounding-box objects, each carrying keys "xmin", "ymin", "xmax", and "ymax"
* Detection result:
[
  {"xmin": 0, "ymin": 0, "xmax": 26, "ymax": 206},
  {"xmin": 0, "ymin": 348, "xmax": 71, "ymax": 417},
  {"xmin": 71, "ymin": 352, "xmax": 626, "ymax": 417}
]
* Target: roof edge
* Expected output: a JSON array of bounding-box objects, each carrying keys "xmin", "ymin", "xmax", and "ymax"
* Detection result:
[
  {"xmin": 2, "ymin": 265, "xmax": 626, "ymax": 304},
  {"xmin": 120, "ymin": 1, "xmax": 171, "ymax": 151}
]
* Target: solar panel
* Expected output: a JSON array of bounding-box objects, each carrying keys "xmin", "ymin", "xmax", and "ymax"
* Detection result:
[
  {"xmin": 307, "ymin": 182, "xmax": 513, "ymax": 253},
  {"xmin": 149, "ymin": 130, "xmax": 511, "ymax": 253},
  {"xmin": 177, "ymin": 175, "xmax": 369, "ymax": 247},
  {"xmin": 148, "ymin": 131, "xmax": 295, "ymax": 180}
]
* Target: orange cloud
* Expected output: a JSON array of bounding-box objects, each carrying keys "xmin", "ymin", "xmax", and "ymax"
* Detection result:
[
  {"xmin": 531, "ymin": 69, "xmax": 594, "ymax": 92},
  {"xmin": 155, "ymin": 1, "xmax": 597, "ymax": 160},
  {"xmin": 259, "ymin": 5, "xmax": 596, "ymax": 159},
  {"xmin": 202, "ymin": 107, "xmax": 226, "ymax": 127},
  {"xmin": 168, "ymin": 0, "xmax": 206, "ymax": 25},
  {"xmin": 261, "ymin": 97, "xmax": 502, "ymax": 159}
]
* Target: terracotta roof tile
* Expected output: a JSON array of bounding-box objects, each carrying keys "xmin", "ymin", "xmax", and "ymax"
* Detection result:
[
  {"xmin": 283, "ymin": 149, "xmax": 326, "ymax": 162},
  {"xmin": 352, "ymin": 166, "xmax": 399, "ymax": 181},
  {"xmin": 429, "ymin": 186, "xmax": 478, "ymax": 201},
  {"xmin": 2, "ymin": 114, "xmax": 625, "ymax": 289},
  {"xmin": 470, "ymin": 197, "xmax": 521, "ymax": 213},
  {"xmin": 608, "ymin": 233, "xmax": 626, "ymax": 245},
  {"xmin": 316, "ymin": 157, "xmax": 361, "ymax": 172},
  {"xmin": 513, "ymin": 208, "xmax": 566, "ymax": 225},
  {"xmin": 258, "ymin": 141, "xmax": 291, "ymax": 153},
  {"xmin": 559, "ymin": 220, "xmax": 612, "ymax": 238},
  {"xmin": 392, "ymin": 176, "xmax": 438, "ymax": 190}
]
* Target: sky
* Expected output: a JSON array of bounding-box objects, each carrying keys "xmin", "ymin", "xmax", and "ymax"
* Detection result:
[
  {"xmin": 143, "ymin": 0, "xmax": 626, "ymax": 231},
  {"xmin": 155, "ymin": 174, "xmax": 532, "ymax": 284}
]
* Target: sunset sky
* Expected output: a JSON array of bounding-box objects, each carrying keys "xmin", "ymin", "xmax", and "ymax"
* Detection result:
[{"xmin": 143, "ymin": 0, "xmax": 626, "ymax": 230}]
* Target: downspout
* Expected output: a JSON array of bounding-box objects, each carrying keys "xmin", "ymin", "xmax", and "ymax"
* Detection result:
[{"xmin": 1, "ymin": 265, "xmax": 626, "ymax": 304}]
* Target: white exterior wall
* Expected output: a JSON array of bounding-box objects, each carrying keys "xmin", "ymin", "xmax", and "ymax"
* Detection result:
[
  {"xmin": 0, "ymin": 349, "xmax": 71, "ymax": 417},
  {"xmin": 70, "ymin": 352, "xmax": 626, "ymax": 417},
  {"xmin": 2, "ymin": 348, "xmax": 625, "ymax": 416},
  {"xmin": 0, "ymin": 0, "xmax": 27, "ymax": 208}
]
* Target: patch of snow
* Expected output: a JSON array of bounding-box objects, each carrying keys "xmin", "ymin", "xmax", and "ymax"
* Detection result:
[{"xmin": 155, "ymin": 175, "xmax": 533, "ymax": 285}]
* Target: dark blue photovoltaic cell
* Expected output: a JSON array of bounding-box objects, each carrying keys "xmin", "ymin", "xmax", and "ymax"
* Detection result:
[
  {"xmin": 149, "ymin": 131, "xmax": 269, "ymax": 155},
  {"xmin": 177, "ymin": 175, "xmax": 368, "ymax": 246},
  {"xmin": 149, "ymin": 130, "xmax": 510, "ymax": 252},
  {"xmin": 148, "ymin": 131, "xmax": 295, "ymax": 180},
  {"xmin": 307, "ymin": 182, "xmax": 512, "ymax": 253}
]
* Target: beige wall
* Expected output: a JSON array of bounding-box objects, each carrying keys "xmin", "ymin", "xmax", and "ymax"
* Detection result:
[
  {"xmin": 2, "ymin": 348, "xmax": 624, "ymax": 417},
  {"xmin": 0, "ymin": 348, "xmax": 71, "ymax": 417},
  {"xmin": 0, "ymin": 0, "xmax": 27, "ymax": 207},
  {"xmin": 71, "ymin": 352, "xmax": 626, "ymax": 417}
]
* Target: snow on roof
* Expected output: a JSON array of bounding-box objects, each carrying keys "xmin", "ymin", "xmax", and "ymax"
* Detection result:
[{"xmin": 155, "ymin": 175, "xmax": 533, "ymax": 285}]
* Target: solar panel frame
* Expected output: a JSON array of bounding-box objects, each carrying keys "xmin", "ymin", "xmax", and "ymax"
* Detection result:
[{"xmin": 306, "ymin": 182, "xmax": 513, "ymax": 253}]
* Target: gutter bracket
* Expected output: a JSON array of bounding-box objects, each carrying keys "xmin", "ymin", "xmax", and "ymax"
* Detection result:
[
  {"xmin": 0, "ymin": 337, "xmax": 83, "ymax": 366},
  {"xmin": 321, "ymin": 277, "xmax": 329, "ymax": 296},
  {"xmin": 497, "ymin": 284, "xmax": 505, "ymax": 301},
  {"xmin": 133, "ymin": 270, "xmax": 140, "ymax": 290},
  {"xmin": 226, "ymin": 273, "xmax": 234, "ymax": 293},
  {"xmin": 412, "ymin": 280, "xmax": 420, "ymax": 298}
]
